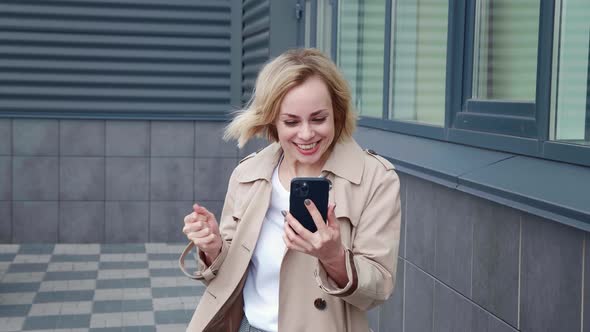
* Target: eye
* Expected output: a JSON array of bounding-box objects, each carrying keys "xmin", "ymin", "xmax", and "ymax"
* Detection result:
[
  {"xmin": 313, "ymin": 117, "xmax": 327, "ymax": 123},
  {"xmin": 284, "ymin": 121, "xmax": 298, "ymax": 127}
]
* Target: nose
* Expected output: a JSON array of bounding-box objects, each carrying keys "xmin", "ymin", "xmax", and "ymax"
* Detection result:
[{"xmin": 298, "ymin": 123, "xmax": 314, "ymax": 141}]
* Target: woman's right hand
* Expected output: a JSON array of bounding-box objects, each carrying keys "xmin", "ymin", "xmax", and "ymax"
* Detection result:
[{"xmin": 183, "ymin": 204, "xmax": 222, "ymax": 264}]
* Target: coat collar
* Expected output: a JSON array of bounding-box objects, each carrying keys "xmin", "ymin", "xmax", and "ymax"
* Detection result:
[{"xmin": 237, "ymin": 138, "xmax": 364, "ymax": 185}]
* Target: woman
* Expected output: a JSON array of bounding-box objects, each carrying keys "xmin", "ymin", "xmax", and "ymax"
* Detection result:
[{"xmin": 179, "ymin": 48, "xmax": 401, "ymax": 332}]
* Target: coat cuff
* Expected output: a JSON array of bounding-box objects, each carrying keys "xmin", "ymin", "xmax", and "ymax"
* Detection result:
[
  {"xmin": 179, "ymin": 241, "xmax": 229, "ymax": 284},
  {"xmin": 314, "ymin": 248, "xmax": 358, "ymax": 296}
]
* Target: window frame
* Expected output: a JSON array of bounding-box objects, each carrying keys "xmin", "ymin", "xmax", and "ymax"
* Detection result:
[{"xmin": 330, "ymin": 0, "xmax": 590, "ymax": 167}]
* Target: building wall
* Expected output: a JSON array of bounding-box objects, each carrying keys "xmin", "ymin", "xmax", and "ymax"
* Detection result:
[{"xmin": 0, "ymin": 118, "xmax": 267, "ymax": 244}]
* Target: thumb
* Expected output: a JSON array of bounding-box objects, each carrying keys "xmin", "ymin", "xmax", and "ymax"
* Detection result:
[
  {"xmin": 327, "ymin": 203, "xmax": 339, "ymax": 231},
  {"xmin": 196, "ymin": 206, "xmax": 220, "ymax": 235}
]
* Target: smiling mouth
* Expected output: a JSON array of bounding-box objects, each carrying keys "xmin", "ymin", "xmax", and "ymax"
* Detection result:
[{"xmin": 296, "ymin": 142, "xmax": 318, "ymax": 150}]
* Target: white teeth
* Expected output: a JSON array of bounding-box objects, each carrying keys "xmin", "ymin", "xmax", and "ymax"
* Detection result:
[{"xmin": 297, "ymin": 143, "xmax": 317, "ymax": 150}]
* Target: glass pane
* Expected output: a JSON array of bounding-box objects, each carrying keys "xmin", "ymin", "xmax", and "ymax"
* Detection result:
[
  {"xmin": 551, "ymin": 0, "xmax": 590, "ymax": 145},
  {"xmin": 473, "ymin": 0, "xmax": 540, "ymax": 101},
  {"xmin": 337, "ymin": 0, "xmax": 385, "ymax": 118},
  {"xmin": 389, "ymin": 0, "xmax": 448, "ymax": 126},
  {"xmin": 316, "ymin": 0, "xmax": 332, "ymax": 56}
]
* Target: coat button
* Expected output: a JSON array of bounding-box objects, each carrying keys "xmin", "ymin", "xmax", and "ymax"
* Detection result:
[{"xmin": 314, "ymin": 298, "xmax": 327, "ymax": 310}]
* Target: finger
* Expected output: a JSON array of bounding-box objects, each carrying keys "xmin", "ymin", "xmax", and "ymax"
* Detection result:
[
  {"xmin": 283, "ymin": 234, "xmax": 308, "ymax": 252},
  {"xmin": 284, "ymin": 220, "xmax": 313, "ymax": 252},
  {"xmin": 195, "ymin": 206, "xmax": 219, "ymax": 234},
  {"xmin": 184, "ymin": 212, "xmax": 196, "ymax": 225},
  {"xmin": 304, "ymin": 199, "xmax": 328, "ymax": 232},
  {"xmin": 189, "ymin": 227, "xmax": 210, "ymax": 239},
  {"xmin": 192, "ymin": 233, "xmax": 217, "ymax": 247},
  {"xmin": 285, "ymin": 213, "xmax": 314, "ymax": 242},
  {"xmin": 326, "ymin": 203, "xmax": 339, "ymax": 230}
]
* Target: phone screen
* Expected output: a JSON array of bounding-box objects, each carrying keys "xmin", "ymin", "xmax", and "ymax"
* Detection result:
[{"xmin": 289, "ymin": 177, "xmax": 330, "ymax": 233}]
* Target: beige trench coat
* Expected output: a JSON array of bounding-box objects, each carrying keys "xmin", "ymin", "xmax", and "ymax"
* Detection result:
[{"xmin": 179, "ymin": 138, "xmax": 401, "ymax": 332}]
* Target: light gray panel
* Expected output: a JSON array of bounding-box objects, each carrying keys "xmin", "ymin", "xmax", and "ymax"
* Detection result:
[
  {"xmin": 472, "ymin": 307, "xmax": 518, "ymax": 332},
  {"xmin": 405, "ymin": 262, "xmax": 434, "ymax": 332},
  {"xmin": 238, "ymin": 137, "xmax": 269, "ymax": 159},
  {"xmin": 150, "ymin": 121, "xmax": 194, "ymax": 157},
  {"xmin": 434, "ymin": 282, "xmax": 474, "ymax": 332},
  {"xmin": 12, "ymin": 119, "xmax": 58, "ymax": 156},
  {"xmin": 13, "ymin": 201, "xmax": 58, "ymax": 243},
  {"xmin": 59, "ymin": 157, "xmax": 105, "ymax": 201},
  {"xmin": 434, "ymin": 187, "xmax": 473, "ymax": 297},
  {"xmin": 59, "ymin": 201, "xmax": 104, "ymax": 243},
  {"xmin": 405, "ymin": 175, "xmax": 436, "ymax": 274},
  {"xmin": 105, "ymin": 157, "xmax": 149, "ymax": 201},
  {"xmin": 472, "ymin": 197, "xmax": 519, "ymax": 327},
  {"xmin": 106, "ymin": 121, "xmax": 149, "ymax": 157},
  {"xmin": 585, "ymin": 233, "xmax": 590, "ymax": 332},
  {"xmin": 12, "ymin": 157, "xmax": 58, "ymax": 200},
  {"xmin": 150, "ymin": 158, "xmax": 193, "ymax": 201},
  {"xmin": 0, "ymin": 156, "xmax": 10, "ymax": 200},
  {"xmin": 379, "ymin": 258, "xmax": 404, "ymax": 332},
  {"xmin": 149, "ymin": 201, "xmax": 193, "ymax": 243},
  {"xmin": 521, "ymin": 213, "xmax": 583, "ymax": 332},
  {"xmin": 0, "ymin": 119, "xmax": 10, "ymax": 155},
  {"xmin": 0, "ymin": 201, "xmax": 10, "ymax": 243},
  {"xmin": 195, "ymin": 121, "xmax": 237, "ymax": 158},
  {"xmin": 194, "ymin": 158, "xmax": 237, "ymax": 201},
  {"xmin": 105, "ymin": 202, "xmax": 149, "ymax": 243},
  {"xmin": 368, "ymin": 306, "xmax": 379, "ymax": 332},
  {"xmin": 398, "ymin": 172, "xmax": 408, "ymax": 258},
  {"xmin": 60, "ymin": 120, "xmax": 105, "ymax": 156}
]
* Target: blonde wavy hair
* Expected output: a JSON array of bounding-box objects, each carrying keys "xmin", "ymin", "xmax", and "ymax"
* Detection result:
[{"xmin": 224, "ymin": 48, "xmax": 356, "ymax": 148}]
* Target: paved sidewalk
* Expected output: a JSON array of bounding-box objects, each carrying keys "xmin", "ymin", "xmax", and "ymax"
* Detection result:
[{"xmin": 0, "ymin": 243, "xmax": 202, "ymax": 332}]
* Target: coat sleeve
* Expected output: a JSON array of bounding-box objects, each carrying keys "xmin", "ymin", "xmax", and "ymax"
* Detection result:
[
  {"xmin": 315, "ymin": 169, "xmax": 401, "ymax": 310},
  {"xmin": 188, "ymin": 167, "xmax": 240, "ymax": 286}
]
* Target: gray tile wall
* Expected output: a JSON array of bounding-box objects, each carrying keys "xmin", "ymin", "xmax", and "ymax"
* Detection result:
[{"xmin": 0, "ymin": 119, "xmax": 264, "ymax": 244}]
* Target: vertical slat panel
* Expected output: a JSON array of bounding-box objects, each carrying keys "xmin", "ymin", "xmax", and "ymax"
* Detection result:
[
  {"xmin": 0, "ymin": 0, "xmax": 232, "ymax": 117},
  {"xmin": 241, "ymin": 0, "xmax": 270, "ymax": 105}
]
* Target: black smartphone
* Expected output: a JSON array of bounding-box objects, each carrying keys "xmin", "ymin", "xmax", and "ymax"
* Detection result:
[{"xmin": 289, "ymin": 177, "xmax": 330, "ymax": 233}]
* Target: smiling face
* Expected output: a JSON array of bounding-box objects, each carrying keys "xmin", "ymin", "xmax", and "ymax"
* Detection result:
[{"xmin": 275, "ymin": 75, "xmax": 336, "ymax": 170}]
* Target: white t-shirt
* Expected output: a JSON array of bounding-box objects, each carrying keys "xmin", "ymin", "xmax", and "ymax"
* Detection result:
[{"xmin": 243, "ymin": 165, "xmax": 289, "ymax": 332}]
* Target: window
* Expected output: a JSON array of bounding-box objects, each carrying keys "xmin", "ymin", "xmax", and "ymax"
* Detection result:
[{"xmin": 550, "ymin": 0, "xmax": 590, "ymax": 146}]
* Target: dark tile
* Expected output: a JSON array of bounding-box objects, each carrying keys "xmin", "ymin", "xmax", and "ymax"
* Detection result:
[
  {"xmin": 34, "ymin": 290, "xmax": 94, "ymax": 303},
  {"xmin": 238, "ymin": 137, "xmax": 268, "ymax": 159},
  {"xmin": 8, "ymin": 263, "xmax": 48, "ymax": 273},
  {"xmin": 13, "ymin": 202, "xmax": 58, "ymax": 243},
  {"xmin": 379, "ymin": 258, "xmax": 404, "ymax": 332},
  {"xmin": 12, "ymin": 157, "xmax": 58, "ymax": 200},
  {"xmin": 368, "ymin": 304, "xmax": 380, "ymax": 332},
  {"xmin": 100, "ymin": 244, "xmax": 146, "ymax": 254},
  {"xmin": 0, "ymin": 304, "xmax": 30, "ymax": 317},
  {"xmin": 154, "ymin": 309, "xmax": 193, "ymax": 324},
  {"xmin": 44, "ymin": 271, "xmax": 98, "ymax": 281},
  {"xmin": 434, "ymin": 282, "xmax": 474, "ymax": 332},
  {"xmin": 60, "ymin": 120, "xmax": 105, "ymax": 156},
  {"xmin": 194, "ymin": 158, "xmax": 237, "ymax": 201},
  {"xmin": 90, "ymin": 327, "xmax": 155, "ymax": 332},
  {"xmin": 150, "ymin": 158, "xmax": 193, "ymax": 200},
  {"xmin": 521, "ymin": 213, "xmax": 583, "ymax": 332},
  {"xmin": 18, "ymin": 244, "xmax": 54, "ymax": 254},
  {"xmin": 0, "ymin": 201, "xmax": 10, "ymax": 243},
  {"xmin": 105, "ymin": 202, "xmax": 149, "ymax": 243},
  {"xmin": 404, "ymin": 262, "xmax": 434, "ymax": 332},
  {"xmin": 149, "ymin": 201, "xmax": 192, "ymax": 242},
  {"xmin": 0, "ymin": 282, "xmax": 40, "ymax": 293},
  {"xmin": 105, "ymin": 158, "xmax": 149, "ymax": 201},
  {"xmin": 405, "ymin": 175, "xmax": 437, "ymax": 274},
  {"xmin": 0, "ymin": 253, "xmax": 15, "ymax": 261},
  {"xmin": 151, "ymin": 286, "xmax": 204, "ymax": 298},
  {"xmin": 472, "ymin": 307, "xmax": 517, "ymax": 332},
  {"xmin": 93, "ymin": 299, "xmax": 153, "ymax": 313},
  {"xmin": 150, "ymin": 268, "xmax": 184, "ymax": 277},
  {"xmin": 472, "ymin": 198, "xmax": 520, "ymax": 326},
  {"xmin": 99, "ymin": 261, "xmax": 149, "ymax": 269},
  {"xmin": 96, "ymin": 278, "xmax": 151, "ymax": 289},
  {"xmin": 151, "ymin": 121, "xmax": 194, "ymax": 157},
  {"xmin": 398, "ymin": 172, "xmax": 407, "ymax": 258},
  {"xmin": 13, "ymin": 119, "xmax": 58, "ymax": 155},
  {"xmin": 23, "ymin": 314, "xmax": 90, "ymax": 330},
  {"xmin": 434, "ymin": 189, "xmax": 472, "ymax": 296},
  {"xmin": 60, "ymin": 157, "xmax": 105, "ymax": 200},
  {"xmin": 56, "ymin": 314, "xmax": 91, "ymax": 329},
  {"xmin": 195, "ymin": 121, "xmax": 237, "ymax": 158},
  {"xmin": 148, "ymin": 253, "xmax": 180, "ymax": 261},
  {"xmin": 0, "ymin": 156, "xmax": 10, "ymax": 200},
  {"xmin": 106, "ymin": 121, "xmax": 149, "ymax": 156},
  {"xmin": 586, "ymin": 233, "xmax": 590, "ymax": 332},
  {"xmin": 60, "ymin": 202, "xmax": 105, "ymax": 243},
  {"xmin": 51, "ymin": 254, "xmax": 100, "ymax": 262},
  {"xmin": 0, "ymin": 119, "xmax": 10, "ymax": 155}
]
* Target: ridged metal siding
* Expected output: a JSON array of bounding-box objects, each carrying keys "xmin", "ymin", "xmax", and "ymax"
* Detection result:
[
  {"xmin": 0, "ymin": 0, "xmax": 232, "ymax": 117},
  {"xmin": 241, "ymin": 0, "xmax": 270, "ymax": 105}
]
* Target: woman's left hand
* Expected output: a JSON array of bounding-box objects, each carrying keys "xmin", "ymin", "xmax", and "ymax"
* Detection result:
[{"xmin": 283, "ymin": 200, "xmax": 348, "ymax": 287}]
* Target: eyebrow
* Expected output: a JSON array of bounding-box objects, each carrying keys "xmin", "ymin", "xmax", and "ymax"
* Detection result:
[{"xmin": 281, "ymin": 110, "xmax": 328, "ymax": 118}]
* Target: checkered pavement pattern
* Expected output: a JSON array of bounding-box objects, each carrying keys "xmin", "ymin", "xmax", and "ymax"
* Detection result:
[{"xmin": 0, "ymin": 243, "xmax": 203, "ymax": 332}]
